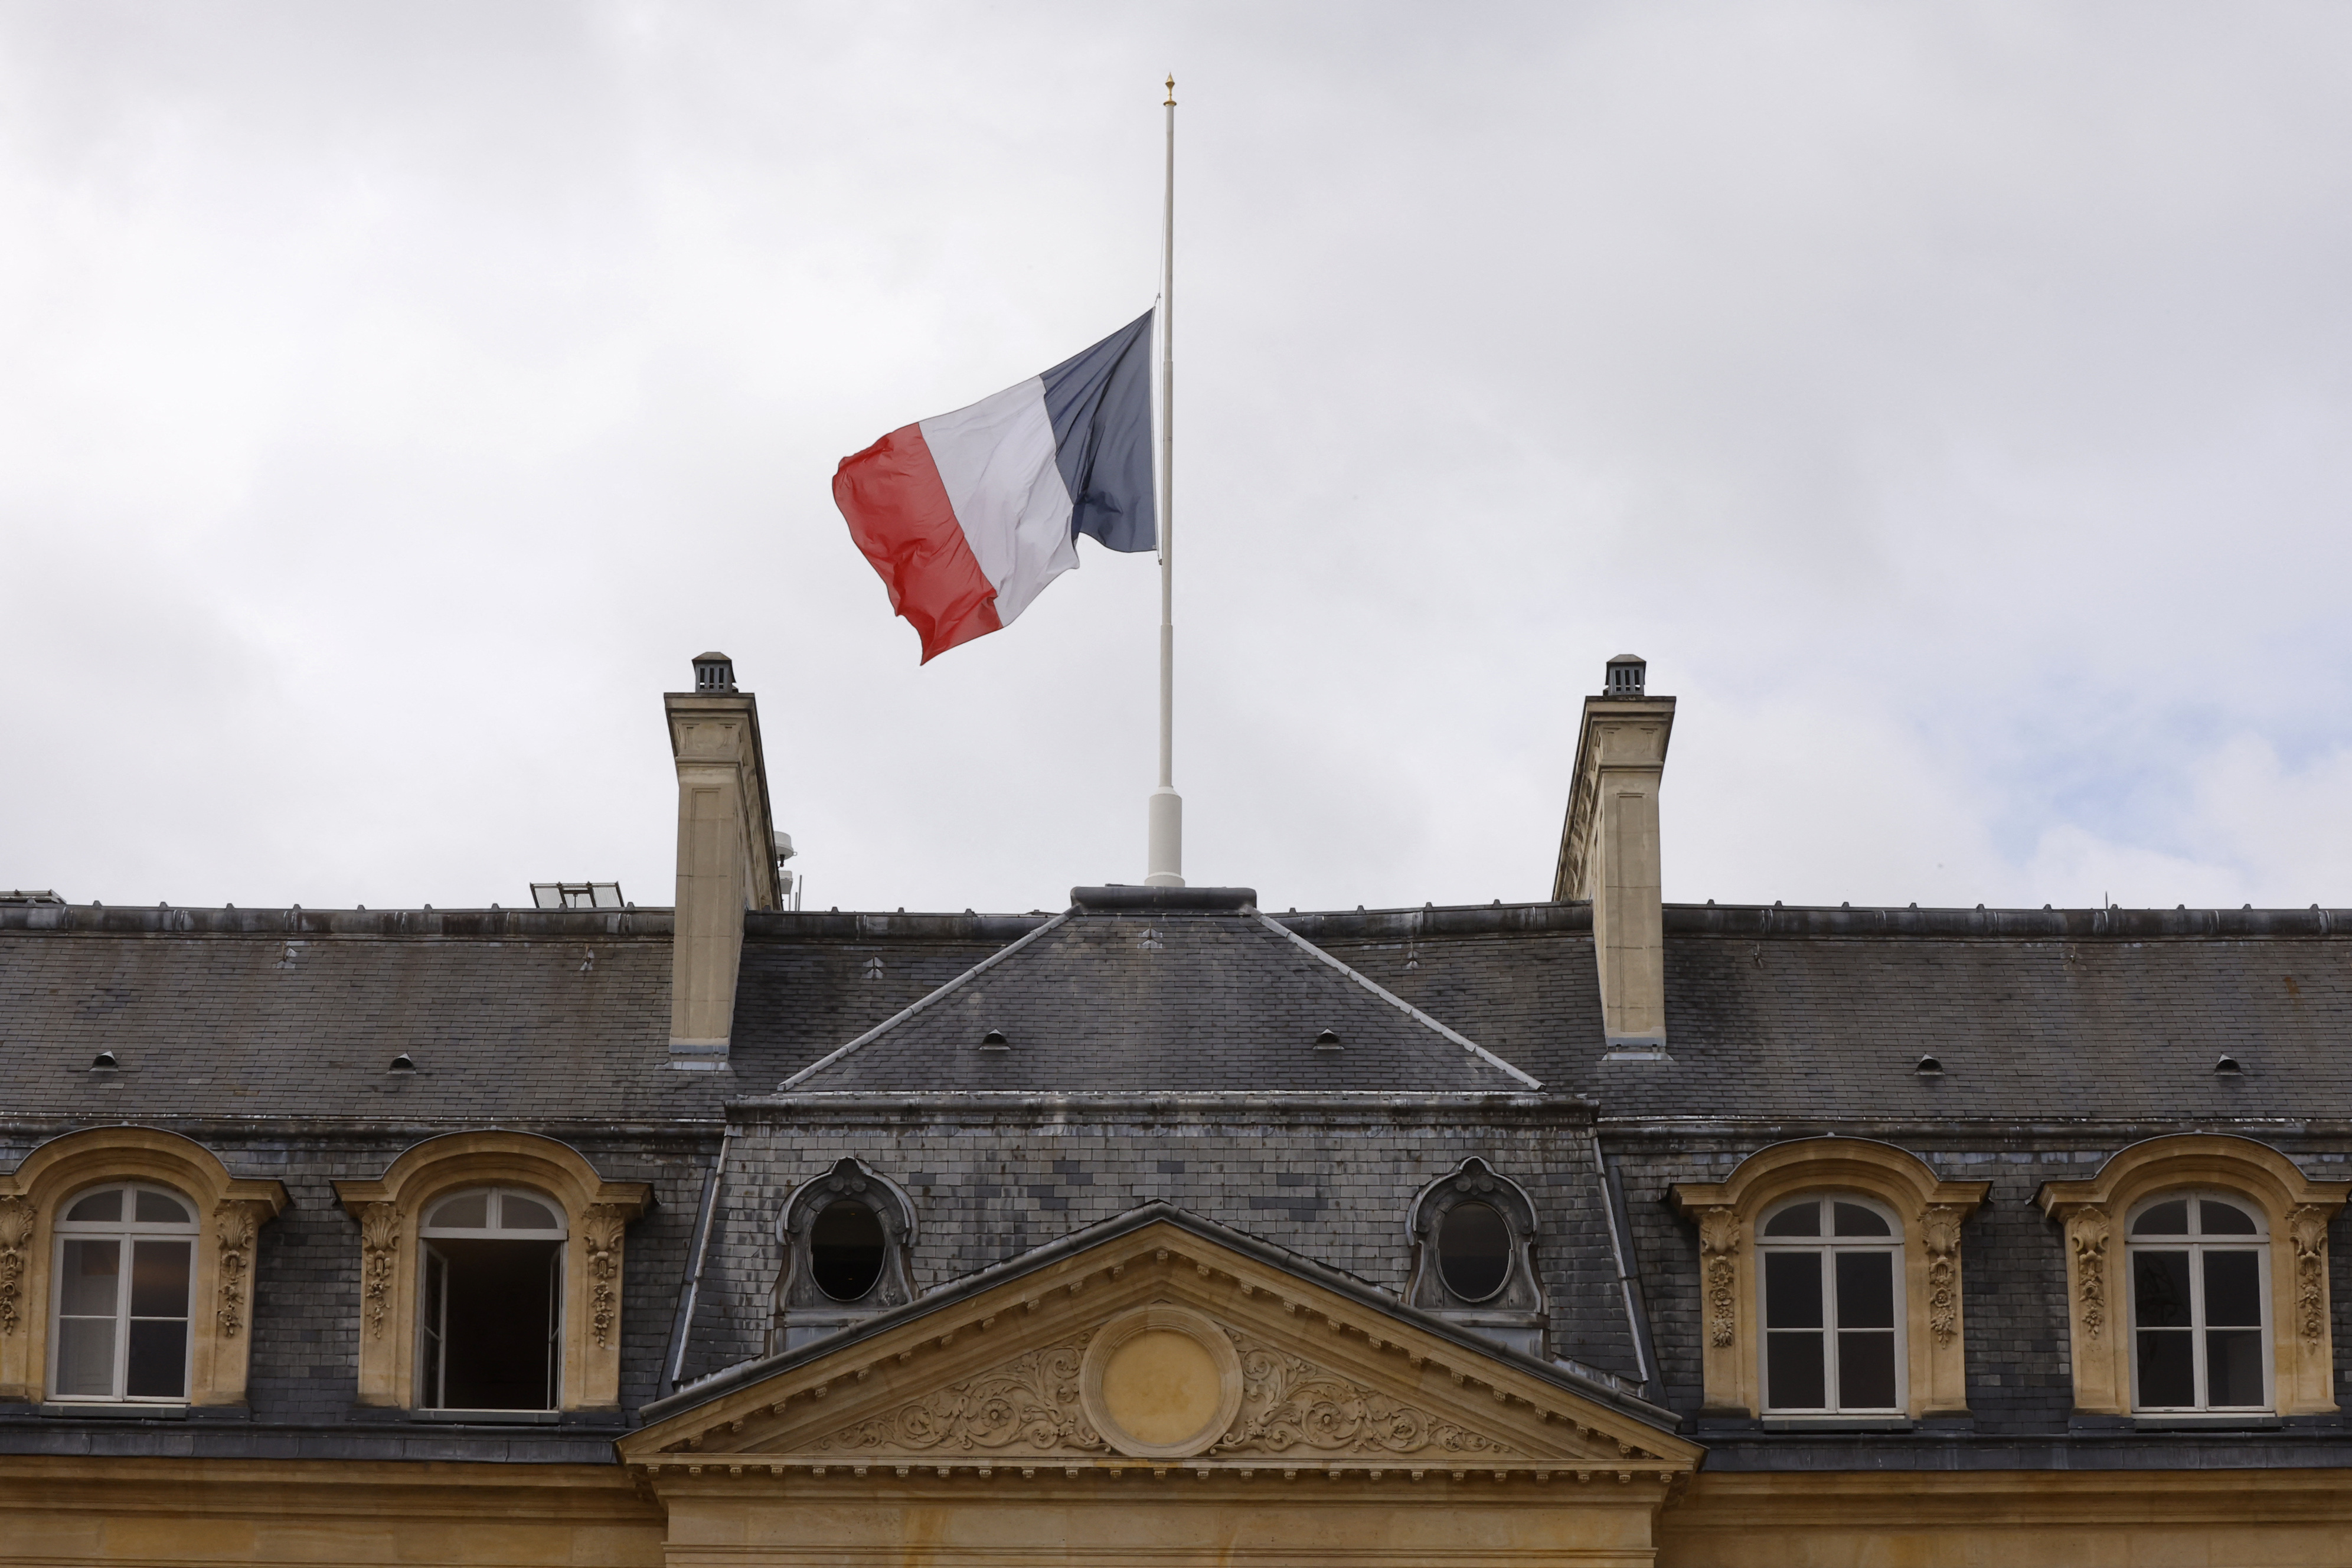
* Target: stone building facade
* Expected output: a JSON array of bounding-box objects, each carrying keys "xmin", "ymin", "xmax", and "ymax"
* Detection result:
[{"xmin": 2, "ymin": 652, "xmax": 2350, "ymax": 1564}]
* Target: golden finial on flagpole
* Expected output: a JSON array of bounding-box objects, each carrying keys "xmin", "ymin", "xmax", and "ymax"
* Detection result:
[{"xmin": 1165, "ymin": 74, "xmax": 1176, "ymax": 107}]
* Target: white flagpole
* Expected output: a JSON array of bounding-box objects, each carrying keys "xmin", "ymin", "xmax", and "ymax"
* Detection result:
[{"xmin": 1145, "ymin": 73, "xmax": 1184, "ymax": 887}]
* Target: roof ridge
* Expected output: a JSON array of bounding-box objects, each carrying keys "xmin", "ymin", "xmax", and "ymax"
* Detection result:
[
  {"xmin": 776, "ymin": 912, "xmax": 1073, "ymax": 1090},
  {"xmin": 1252, "ymin": 913, "xmax": 1543, "ymax": 1090}
]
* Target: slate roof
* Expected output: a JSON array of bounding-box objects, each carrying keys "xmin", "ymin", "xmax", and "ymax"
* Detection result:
[{"xmin": 777, "ymin": 888, "xmax": 1541, "ymax": 1095}]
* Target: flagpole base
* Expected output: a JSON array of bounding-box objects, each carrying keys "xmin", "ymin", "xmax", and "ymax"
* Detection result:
[{"xmin": 1145, "ymin": 787, "xmax": 1184, "ymax": 887}]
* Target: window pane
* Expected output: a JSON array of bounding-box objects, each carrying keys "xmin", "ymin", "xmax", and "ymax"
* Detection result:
[
  {"xmin": 499, "ymin": 1194, "xmax": 561, "ymax": 1231},
  {"xmin": 1832, "ymin": 1203, "xmax": 1890, "ymax": 1237},
  {"xmin": 1838, "ymin": 1329, "xmax": 1899, "ymax": 1409},
  {"xmin": 2133, "ymin": 1200, "xmax": 2190, "ymax": 1237},
  {"xmin": 2137, "ymin": 1329, "xmax": 2195, "ymax": 1407},
  {"xmin": 132, "ymin": 1189, "xmax": 191, "ymax": 1224},
  {"xmin": 64, "ymin": 1190, "xmax": 122, "ymax": 1224},
  {"xmin": 54, "ymin": 1316, "xmax": 116, "ymax": 1397},
  {"xmin": 429, "ymin": 1191, "xmax": 489, "ymax": 1230},
  {"xmin": 1835, "ymin": 1251, "xmax": 1896, "ymax": 1329},
  {"xmin": 58, "ymin": 1238, "xmax": 120, "ymax": 1316},
  {"xmin": 1764, "ymin": 1252, "xmax": 1823, "ymax": 1329},
  {"xmin": 125, "ymin": 1318, "xmax": 187, "ymax": 1399},
  {"xmin": 2206, "ymin": 1328, "xmax": 2266, "ymax": 1407},
  {"xmin": 812, "ymin": 1203, "xmax": 891, "ymax": 1302},
  {"xmin": 1435, "ymin": 1201, "xmax": 1511, "ymax": 1302},
  {"xmin": 2199, "ymin": 1199, "xmax": 2259, "ymax": 1237},
  {"xmin": 1763, "ymin": 1203, "xmax": 1820, "ymax": 1238},
  {"xmin": 1765, "ymin": 1331, "xmax": 1826, "ymax": 1409},
  {"xmin": 129, "ymin": 1240, "xmax": 191, "ymax": 1318},
  {"xmin": 2133, "ymin": 1250, "xmax": 2193, "ymax": 1329},
  {"xmin": 2203, "ymin": 1251, "xmax": 2262, "ymax": 1328}
]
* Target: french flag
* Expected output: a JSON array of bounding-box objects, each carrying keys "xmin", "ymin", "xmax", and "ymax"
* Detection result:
[{"xmin": 834, "ymin": 312, "xmax": 1158, "ymax": 662}]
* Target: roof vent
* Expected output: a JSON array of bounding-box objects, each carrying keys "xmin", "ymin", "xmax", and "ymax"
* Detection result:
[
  {"xmin": 2214, "ymin": 1054, "xmax": 2243, "ymax": 1075},
  {"xmin": 1603, "ymin": 654, "xmax": 1646, "ymax": 697},
  {"xmin": 1314, "ymin": 1029, "xmax": 1342, "ymax": 1052},
  {"xmin": 1914, "ymin": 1054, "xmax": 1944, "ymax": 1076},
  {"xmin": 692, "ymin": 652, "xmax": 737, "ymax": 692},
  {"xmin": 979, "ymin": 1029, "xmax": 1010, "ymax": 1053},
  {"xmin": 389, "ymin": 1053, "xmax": 416, "ymax": 1072},
  {"xmin": 90, "ymin": 1050, "xmax": 117, "ymax": 1070}
]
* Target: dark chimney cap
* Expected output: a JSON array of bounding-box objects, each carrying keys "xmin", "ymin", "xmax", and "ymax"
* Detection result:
[
  {"xmin": 1603, "ymin": 654, "xmax": 1647, "ymax": 698},
  {"xmin": 692, "ymin": 652, "xmax": 737, "ymax": 692}
]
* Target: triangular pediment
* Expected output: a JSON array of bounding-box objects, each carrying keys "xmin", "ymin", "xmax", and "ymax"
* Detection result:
[{"xmin": 623, "ymin": 1210, "xmax": 1697, "ymax": 1479}]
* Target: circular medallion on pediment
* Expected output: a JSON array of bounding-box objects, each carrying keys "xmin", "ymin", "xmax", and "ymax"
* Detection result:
[{"xmin": 1079, "ymin": 1304, "xmax": 1243, "ymax": 1459}]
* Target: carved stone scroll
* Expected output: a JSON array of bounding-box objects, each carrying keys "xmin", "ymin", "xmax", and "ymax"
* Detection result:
[
  {"xmin": 2067, "ymin": 1210, "xmax": 2110, "ymax": 1345},
  {"xmin": 1922, "ymin": 1204, "xmax": 1962, "ymax": 1347},
  {"xmin": 357, "ymin": 1203, "xmax": 400, "ymax": 1341},
  {"xmin": 0, "ymin": 1196, "xmax": 30, "ymax": 1337},
  {"xmin": 584, "ymin": 1204, "xmax": 626, "ymax": 1350},
  {"xmin": 815, "ymin": 1333, "xmax": 1107, "ymax": 1455},
  {"xmin": 2290, "ymin": 1204, "xmax": 2330, "ymax": 1344},
  {"xmin": 1213, "ymin": 1332, "xmax": 1513, "ymax": 1457},
  {"xmin": 213, "ymin": 1203, "xmax": 260, "ymax": 1338},
  {"xmin": 1698, "ymin": 1210, "xmax": 1740, "ymax": 1350}
]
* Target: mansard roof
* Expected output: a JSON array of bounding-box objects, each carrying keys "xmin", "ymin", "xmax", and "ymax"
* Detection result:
[{"xmin": 774, "ymin": 888, "xmax": 1541, "ymax": 1096}]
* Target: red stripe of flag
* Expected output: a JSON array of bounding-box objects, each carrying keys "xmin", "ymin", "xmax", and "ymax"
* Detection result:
[{"xmin": 832, "ymin": 424, "xmax": 1004, "ymax": 664}]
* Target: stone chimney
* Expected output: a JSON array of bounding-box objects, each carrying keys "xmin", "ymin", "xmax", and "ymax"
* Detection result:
[
  {"xmin": 665, "ymin": 653, "xmax": 782, "ymax": 1066},
  {"xmin": 1552, "ymin": 655, "xmax": 1675, "ymax": 1058}
]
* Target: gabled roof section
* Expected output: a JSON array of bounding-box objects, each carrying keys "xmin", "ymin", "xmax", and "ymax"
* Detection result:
[
  {"xmin": 629, "ymin": 1201, "xmax": 1686, "ymax": 1458},
  {"xmin": 778, "ymin": 887, "xmax": 1540, "ymax": 1095}
]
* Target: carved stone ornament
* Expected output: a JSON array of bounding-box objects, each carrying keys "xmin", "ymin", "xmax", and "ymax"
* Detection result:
[
  {"xmin": 0, "ymin": 1195, "xmax": 30, "ymax": 1338},
  {"xmin": 213, "ymin": 1203, "xmax": 259, "ymax": 1339},
  {"xmin": 1212, "ymin": 1329, "xmax": 1514, "ymax": 1458},
  {"xmin": 584, "ymin": 1204, "xmax": 627, "ymax": 1350},
  {"xmin": 814, "ymin": 1333, "xmax": 1109, "ymax": 1455},
  {"xmin": 2290, "ymin": 1204, "xmax": 2330, "ymax": 1344},
  {"xmin": 2069, "ymin": 1210, "xmax": 2110, "ymax": 1345},
  {"xmin": 1697, "ymin": 1209, "xmax": 1740, "ymax": 1350},
  {"xmin": 1922, "ymin": 1204, "xmax": 1962, "ymax": 1347},
  {"xmin": 357, "ymin": 1203, "xmax": 401, "ymax": 1341}
]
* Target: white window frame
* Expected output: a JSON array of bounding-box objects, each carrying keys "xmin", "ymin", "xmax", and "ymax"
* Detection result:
[
  {"xmin": 48, "ymin": 1181, "xmax": 200, "ymax": 1404},
  {"xmin": 416, "ymin": 1184, "xmax": 569, "ymax": 1411},
  {"xmin": 2126, "ymin": 1190, "xmax": 2273, "ymax": 1415},
  {"xmin": 1755, "ymin": 1192, "xmax": 1907, "ymax": 1415}
]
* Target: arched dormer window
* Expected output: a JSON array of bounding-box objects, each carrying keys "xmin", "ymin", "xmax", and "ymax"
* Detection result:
[
  {"xmin": 2040, "ymin": 1138, "xmax": 2346, "ymax": 1419},
  {"xmin": 0, "ymin": 1128, "xmax": 287, "ymax": 1410},
  {"xmin": 51, "ymin": 1182, "xmax": 201, "ymax": 1403},
  {"xmin": 416, "ymin": 1186, "xmax": 569, "ymax": 1412},
  {"xmin": 1404, "ymin": 1158, "xmax": 1547, "ymax": 1357},
  {"xmin": 1673, "ymin": 1138, "xmax": 1990, "ymax": 1422},
  {"xmin": 1755, "ymin": 1193, "xmax": 1905, "ymax": 1414},
  {"xmin": 773, "ymin": 1158, "xmax": 917, "ymax": 1353}
]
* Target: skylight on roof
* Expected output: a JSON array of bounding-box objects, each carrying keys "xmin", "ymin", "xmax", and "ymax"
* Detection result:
[{"xmin": 529, "ymin": 882, "xmax": 624, "ymax": 910}]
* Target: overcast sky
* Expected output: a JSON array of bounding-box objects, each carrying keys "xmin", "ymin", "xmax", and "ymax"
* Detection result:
[{"xmin": 5, "ymin": 3, "xmax": 2350, "ymax": 917}]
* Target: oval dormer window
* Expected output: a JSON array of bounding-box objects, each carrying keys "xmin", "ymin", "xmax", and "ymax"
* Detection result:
[
  {"xmin": 1436, "ymin": 1200, "xmax": 1512, "ymax": 1302},
  {"xmin": 811, "ymin": 1203, "xmax": 887, "ymax": 1301}
]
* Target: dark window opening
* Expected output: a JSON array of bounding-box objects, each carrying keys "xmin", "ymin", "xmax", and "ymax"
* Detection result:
[
  {"xmin": 1435, "ymin": 1200, "xmax": 1512, "ymax": 1302},
  {"xmin": 419, "ymin": 1239, "xmax": 562, "ymax": 1410},
  {"xmin": 811, "ymin": 1203, "xmax": 886, "ymax": 1301}
]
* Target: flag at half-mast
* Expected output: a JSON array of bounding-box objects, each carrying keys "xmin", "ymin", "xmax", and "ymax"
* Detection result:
[{"xmin": 832, "ymin": 311, "xmax": 1158, "ymax": 662}]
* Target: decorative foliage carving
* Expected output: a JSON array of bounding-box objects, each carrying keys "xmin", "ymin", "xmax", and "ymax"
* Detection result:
[
  {"xmin": 1697, "ymin": 1210, "xmax": 1740, "ymax": 1349},
  {"xmin": 2069, "ymin": 1210, "xmax": 2110, "ymax": 1344},
  {"xmin": 357, "ymin": 1203, "xmax": 400, "ymax": 1341},
  {"xmin": 1213, "ymin": 1332, "xmax": 1513, "ymax": 1457},
  {"xmin": 814, "ymin": 1334, "xmax": 1108, "ymax": 1455},
  {"xmin": 1922, "ymin": 1204, "xmax": 1962, "ymax": 1346},
  {"xmin": 0, "ymin": 1195, "xmax": 31, "ymax": 1337},
  {"xmin": 584, "ymin": 1204, "xmax": 627, "ymax": 1350},
  {"xmin": 214, "ymin": 1203, "xmax": 259, "ymax": 1338},
  {"xmin": 2290, "ymin": 1204, "xmax": 2330, "ymax": 1344}
]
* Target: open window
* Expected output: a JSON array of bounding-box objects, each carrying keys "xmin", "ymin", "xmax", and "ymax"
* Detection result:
[
  {"xmin": 417, "ymin": 1185, "xmax": 567, "ymax": 1411},
  {"xmin": 50, "ymin": 1182, "xmax": 198, "ymax": 1403}
]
